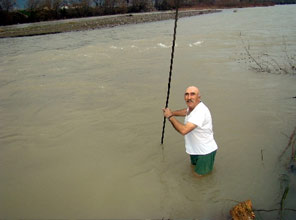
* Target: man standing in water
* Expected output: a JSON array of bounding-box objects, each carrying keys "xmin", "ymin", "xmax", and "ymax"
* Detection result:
[{"xmin": 162, "ymin": 86, "xmax": 218, "ymax": 176}]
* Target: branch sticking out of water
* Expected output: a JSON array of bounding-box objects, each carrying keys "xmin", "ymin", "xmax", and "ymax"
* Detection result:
[
  {"xmin": 240, "ymin": 36, "xmax": 265, "ymax": 72},
  {"xmin": 239, "ymin": 34, "xmax": 296, "ymax": 76},
  {"xmin": 279, "ymin": 127, "xmax": 296, "ymax": 162},
  {"xmin": 279, "ymin": 186, "xmax": 289, "ymax": 220}
]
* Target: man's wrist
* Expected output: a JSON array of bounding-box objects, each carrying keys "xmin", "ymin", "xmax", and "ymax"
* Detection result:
[{"xmin": 167, "ymin": 115, "xmax": 174, "ymax": 120}]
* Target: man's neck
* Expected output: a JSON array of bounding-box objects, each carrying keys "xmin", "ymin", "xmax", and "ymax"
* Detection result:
[{"xmin": 187, "ymin": 101, "xmax": 201, "ymax": 114}]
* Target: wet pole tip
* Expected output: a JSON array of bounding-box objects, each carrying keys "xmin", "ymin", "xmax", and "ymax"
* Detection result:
[{"xmin": 161, "ymin": 116, "xmax": 166, "ymax": 144}]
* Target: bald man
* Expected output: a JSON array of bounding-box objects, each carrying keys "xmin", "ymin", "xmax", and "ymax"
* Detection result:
[{"xmin": 163, "ymin": 86, "xmax": 218, "ymax": 176}]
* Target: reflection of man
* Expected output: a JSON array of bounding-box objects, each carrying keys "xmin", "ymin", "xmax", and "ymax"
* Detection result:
[{"xmin": 162, "ymin": 86, "xmax": 218, "ymax": 176}]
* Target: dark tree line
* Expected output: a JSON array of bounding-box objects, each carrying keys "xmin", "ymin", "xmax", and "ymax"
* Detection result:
[{"xmin": 1, "ymin": 0, "xmax": 295, "ymax": 25}]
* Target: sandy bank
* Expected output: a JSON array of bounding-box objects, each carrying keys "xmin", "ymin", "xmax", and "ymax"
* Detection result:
[{"xmin": 0, "ymin": 9, "xmax": 221, "ymax": 38}]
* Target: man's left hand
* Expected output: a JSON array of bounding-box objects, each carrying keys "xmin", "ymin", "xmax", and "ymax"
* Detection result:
[{"xmin": 162, "ymin": 108, "xmax": 173, "ymax": 118}]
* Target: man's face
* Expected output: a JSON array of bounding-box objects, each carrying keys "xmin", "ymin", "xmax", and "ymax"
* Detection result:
[{"xmin": 184, "ymin": 87, "xmax": 200, "ymax": 110}]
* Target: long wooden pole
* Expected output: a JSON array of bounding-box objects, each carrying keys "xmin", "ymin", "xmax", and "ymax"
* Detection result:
[{"xmin": 161, "ymin": 1, "xmax": 179, "ymax": 145}]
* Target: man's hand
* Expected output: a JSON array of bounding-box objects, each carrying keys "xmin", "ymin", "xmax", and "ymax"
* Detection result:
[{"xmin": 162, "ymin": 108, "xmax": 173, "ymax": 118}]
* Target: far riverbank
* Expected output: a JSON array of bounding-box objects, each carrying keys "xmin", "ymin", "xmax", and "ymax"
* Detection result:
[{"xmin": 0, "ymin": 9, "xmax": 220, "ymax": 38}]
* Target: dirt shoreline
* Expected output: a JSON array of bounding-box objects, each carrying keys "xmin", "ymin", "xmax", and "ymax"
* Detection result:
[{"xmin": 0, "ymin": 9, "xmax": 221, "ymax": 38}]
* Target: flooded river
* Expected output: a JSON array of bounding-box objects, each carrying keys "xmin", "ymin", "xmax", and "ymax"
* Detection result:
[{"xmin": 1, "ymin": 5, "xmax": 296, "ymax": 219}]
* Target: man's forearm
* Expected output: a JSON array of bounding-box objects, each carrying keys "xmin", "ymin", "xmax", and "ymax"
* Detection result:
[
  {"xmin": 168, "ymin": 116, "xmax": 186, "ymax": 135},
  {"xmin": 168, "ymin": 116, "xmax": 196, "ymax": 136},
  {"xmin": 172, "ymin": 108, "xmax": 187, "ymax": 117}
]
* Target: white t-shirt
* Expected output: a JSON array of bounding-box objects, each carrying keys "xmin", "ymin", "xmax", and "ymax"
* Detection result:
[{"xmin": 184, "ymin": 102, "xmax": 218, "ymax": 155}]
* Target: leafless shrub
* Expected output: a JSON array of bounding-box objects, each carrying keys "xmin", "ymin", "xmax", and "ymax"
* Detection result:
[
  {"xmin": 0, "ymin": 0, "xmax": 16, "ymax": 11},
  {"xmin": 239, "ymin": 34, "xmax": 296, "ymax": 76}
]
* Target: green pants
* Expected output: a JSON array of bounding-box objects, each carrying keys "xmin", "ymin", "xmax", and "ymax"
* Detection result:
[{"xmin": 190, "ymin": 150, "xmax": 217, "ymax": 175}]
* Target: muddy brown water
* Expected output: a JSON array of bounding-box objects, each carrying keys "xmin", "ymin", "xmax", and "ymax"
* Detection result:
[{"xmin": 0, "ymin": 5, "xmax": 296, "ymax": 219}]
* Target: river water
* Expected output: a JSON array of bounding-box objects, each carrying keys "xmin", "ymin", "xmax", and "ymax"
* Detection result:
[{"xmin": 1, "ymin": 5, "xmax": 296, "ymax": 219}]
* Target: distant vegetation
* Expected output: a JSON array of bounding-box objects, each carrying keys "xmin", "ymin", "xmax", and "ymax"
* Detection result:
[{"xmin": 0, "ymin": 0, "xmax": 295, "ymax": 25}]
